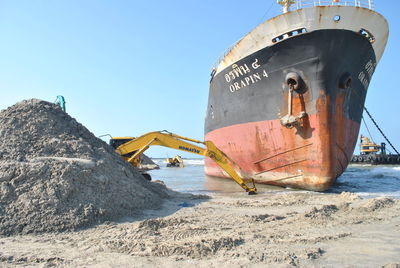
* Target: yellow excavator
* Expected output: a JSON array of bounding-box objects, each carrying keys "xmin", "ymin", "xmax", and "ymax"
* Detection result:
[
  {"xmin": 109, "ymin": 130, "xmax": 257, "ymax": 195},
  {"xmin": 165, "ymin": 155, "xmax": 184, "ymax": 168}
]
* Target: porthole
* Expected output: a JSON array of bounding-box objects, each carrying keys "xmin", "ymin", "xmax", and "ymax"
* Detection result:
[{"xmin": 333, "ymin": 15, "xmax": 341, "ymax": 22}]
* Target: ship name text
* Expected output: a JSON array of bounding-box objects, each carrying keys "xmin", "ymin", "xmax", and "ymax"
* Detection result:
[
  {"xmin": 358, "ymin": 59, "xmax": 376, "ymax": 89},
  {"xmin": 225, "ymin": 58, "xmax": 269, "ymax": 93}
]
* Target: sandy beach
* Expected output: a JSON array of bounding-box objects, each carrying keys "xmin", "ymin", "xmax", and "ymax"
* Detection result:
[
  {"xmin": 1, "ymin": 190, "xmax": 399, "ymax": 268},
  {"xmin": 0, "ymin": 100, "xmax": 399, "ymax": 267}
]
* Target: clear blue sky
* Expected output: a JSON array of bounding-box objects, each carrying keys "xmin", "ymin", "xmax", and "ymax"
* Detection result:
[{"xmin": 1, "ymin": 0, "xmax": 399, "ymax": 157}]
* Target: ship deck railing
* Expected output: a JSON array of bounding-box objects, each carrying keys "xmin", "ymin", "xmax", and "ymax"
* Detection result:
[
  {"xmin": 295, "ymin": 0, "xmax": 374, "ymax": 10},
  {"xmin": 211, "ymin": 43, "xmax": 237, "ymax": 71},
  {"xmin": 211, "ymin": 0, "xmax": 374, "ymax": 71}
]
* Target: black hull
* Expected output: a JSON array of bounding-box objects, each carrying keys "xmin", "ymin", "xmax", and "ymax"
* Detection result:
[{"xmin": 205, "ymin": 29, "xmax": 376, "ymax": 134}]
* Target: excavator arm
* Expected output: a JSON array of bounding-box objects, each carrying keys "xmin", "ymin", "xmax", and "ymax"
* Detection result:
[{"xmin": 113, "ymin": 130, "xmax": 257, "ymax": 194}]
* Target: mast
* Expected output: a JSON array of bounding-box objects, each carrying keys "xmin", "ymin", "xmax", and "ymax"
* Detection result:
[{"xmin": 277, "ymin": 0, "xmax": 295, "ymax": 13}]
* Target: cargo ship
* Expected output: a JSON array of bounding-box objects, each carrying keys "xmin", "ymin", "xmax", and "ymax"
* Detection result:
[{"xmin": 204, "ymin": 0, "xmax": 388, "ymax": 191}]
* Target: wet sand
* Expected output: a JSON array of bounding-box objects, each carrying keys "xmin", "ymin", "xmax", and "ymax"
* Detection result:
[{"xmin": 0, "ymin": 190, "xmax": 399, "ymax": 267}]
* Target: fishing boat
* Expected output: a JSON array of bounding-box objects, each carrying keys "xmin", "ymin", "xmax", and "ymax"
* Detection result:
[{"xmin": 204, "ymin": 0, "xmax": 388, "ymax": 191}]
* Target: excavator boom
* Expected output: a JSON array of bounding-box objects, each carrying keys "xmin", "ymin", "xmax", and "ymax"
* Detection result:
[{"xmin": 113, "ymin": 131, "xmax": 257, "ymax": 194}]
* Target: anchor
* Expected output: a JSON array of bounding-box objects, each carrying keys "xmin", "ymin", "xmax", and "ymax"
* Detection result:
[{"xmin": 280, "ymin": 72, "xmax": 308, "ymax": 129}]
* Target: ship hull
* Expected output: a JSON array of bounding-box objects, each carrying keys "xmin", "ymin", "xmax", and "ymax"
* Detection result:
[
  {"xmin": 205, "ymin": 29, "xmax": 378, "ymax": 191},
  {"xmin": 205, "ymin": 116, "xmax": 359, "ymax": 191}
]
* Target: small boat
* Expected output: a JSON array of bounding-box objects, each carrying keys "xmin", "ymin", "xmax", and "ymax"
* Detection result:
[{"xmin": 351, "ymin": 135, "xmax": 400, "ymax": 165}]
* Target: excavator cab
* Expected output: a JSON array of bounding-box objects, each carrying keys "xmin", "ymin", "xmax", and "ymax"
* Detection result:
[
  {"xmin": 109, "ymin": 137, "xmax": 135, "ymax": 149},
  {"xmin": 109, "ymin": 137, "xmax": 140, "ymax": 164},
  {"xmin": 109, "ymin": 137, "xmax": 152, "ymax": 181}
]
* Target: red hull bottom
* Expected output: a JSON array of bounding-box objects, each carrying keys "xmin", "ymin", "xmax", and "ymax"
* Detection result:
[{"xmin": 205, "ymin": 114, "xmax": 360, "ymax": 191}]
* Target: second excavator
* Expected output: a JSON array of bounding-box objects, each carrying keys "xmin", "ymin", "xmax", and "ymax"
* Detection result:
[{"xmin": 165, "ymin": 155, "xmax": 184, "ymax": 168}]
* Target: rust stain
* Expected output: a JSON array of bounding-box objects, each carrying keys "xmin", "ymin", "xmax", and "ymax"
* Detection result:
[{"xmin": 314, "ymin": 89, "xmax": 335, "ymax": 181}]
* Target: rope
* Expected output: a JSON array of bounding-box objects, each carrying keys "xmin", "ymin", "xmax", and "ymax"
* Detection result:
[
  {"xmin": 361, "ymin": 116, "xmax": 375, "ymax": 143},
  {"xmin": 351, "ymin": 83, "xmax": 399, "ymax": 155},
  {"xmin": 363, "ymin": 106, "xmax": 400, "ymax": 155}
]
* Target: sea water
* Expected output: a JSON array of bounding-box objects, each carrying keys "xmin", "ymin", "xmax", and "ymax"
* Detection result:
[{"xmin": 148, "ymin": 159, "xmax": 400, "ymax": 198}]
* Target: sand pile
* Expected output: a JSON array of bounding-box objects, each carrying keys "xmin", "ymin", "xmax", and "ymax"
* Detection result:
[{"xmin": 0, "ymin": 99, "xmax": 170, "ymax": 235}]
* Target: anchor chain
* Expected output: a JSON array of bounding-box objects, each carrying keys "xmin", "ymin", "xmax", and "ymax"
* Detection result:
[{"xmin": 363, "ymin": 106, "xmax": 400, "ymax": 155}]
